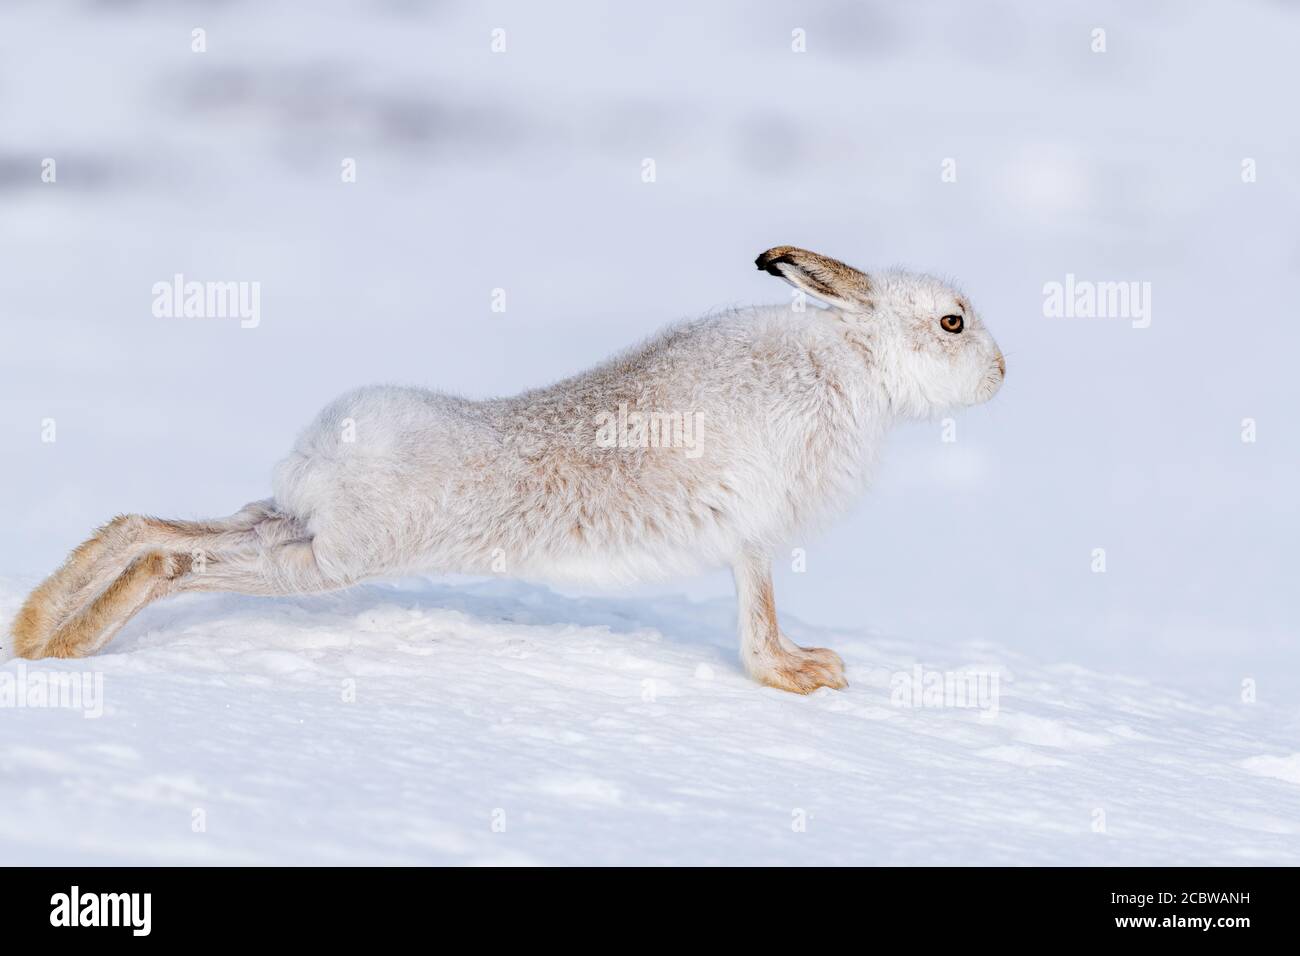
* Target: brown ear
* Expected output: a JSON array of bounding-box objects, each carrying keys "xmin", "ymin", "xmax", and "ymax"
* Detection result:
[{"xmin": 755, "ymin": 246, "xmax": 872, "ymax": 310}]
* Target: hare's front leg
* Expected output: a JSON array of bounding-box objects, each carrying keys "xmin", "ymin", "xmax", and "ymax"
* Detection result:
[{"xmin": 732, "ymin": 549, "xmax": 847, "ymax": 693}]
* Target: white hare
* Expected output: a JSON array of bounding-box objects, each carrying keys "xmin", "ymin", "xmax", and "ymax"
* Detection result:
[{"xmin": 12, "ymin": 247, "xmax": 1004, "ymax": 693}]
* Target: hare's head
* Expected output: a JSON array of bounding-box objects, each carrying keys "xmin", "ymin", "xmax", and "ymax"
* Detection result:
[{"xmin": 756, "ymin": 246, "xmax": 1005, "ymax": 417}]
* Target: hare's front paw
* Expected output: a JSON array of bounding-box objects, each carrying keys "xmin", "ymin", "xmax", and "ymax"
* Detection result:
[{"xmin": 752, "ymin": 646, "xmax": 847, "ymax": 694}]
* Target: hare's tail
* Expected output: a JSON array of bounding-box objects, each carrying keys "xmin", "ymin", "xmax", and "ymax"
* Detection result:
[{"xmin": 10, "ymin": 501, "xmax": 352, "ymax": 660}]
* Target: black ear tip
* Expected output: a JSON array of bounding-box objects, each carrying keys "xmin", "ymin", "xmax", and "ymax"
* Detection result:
[{"xmin": 755, "ymin": 250, "xmax": 792, "ymax": 275}]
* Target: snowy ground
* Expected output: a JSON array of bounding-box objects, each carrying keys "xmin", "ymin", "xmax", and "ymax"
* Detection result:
[{"xmin": 3, "ymin": 577, "xmax": 1298, "ymax": 865}]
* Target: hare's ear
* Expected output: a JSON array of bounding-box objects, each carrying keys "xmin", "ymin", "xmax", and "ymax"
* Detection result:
[{"xmin": 754, "ymin": 246, "xmax": 872, "ymax": 311}]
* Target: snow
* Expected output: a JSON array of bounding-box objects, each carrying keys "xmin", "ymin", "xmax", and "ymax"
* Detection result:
[{"xmin": 3, "ymin": 577, "xmax": 1298, "ymax": 865}]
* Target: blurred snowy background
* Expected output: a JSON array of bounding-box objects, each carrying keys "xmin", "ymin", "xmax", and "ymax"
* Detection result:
[{"xmin": 1, "ymin": 1, "xmax": 1298, "ymax": 864}]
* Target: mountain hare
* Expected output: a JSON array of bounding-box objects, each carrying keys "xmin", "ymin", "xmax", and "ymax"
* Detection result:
[{"xmin": 11, "ymin": 247, "xmax": 1004, "ymax": 693}]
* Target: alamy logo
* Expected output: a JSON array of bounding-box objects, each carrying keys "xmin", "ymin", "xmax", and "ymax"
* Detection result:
[
  {"xmin": 0, "ymin": 661, "xmax": 103, "ymax": 719},
  {"xmin": 890, "ymin": 665, "xmax": 1000, "ymax": 718},
  {"xmin": 152, "ymin": 273, "xmax": 261, "ymax": 328},
  {"xmin": 593, "ymin": 402, "xmax": 706, "ymax": 459},
  {"xmin": 1042, "ymin": 273, "xmax": 1151, "ymax": 328},
  {"xmin": 50, "ymin": 886, "xmax": 151, "ymax": 936}
]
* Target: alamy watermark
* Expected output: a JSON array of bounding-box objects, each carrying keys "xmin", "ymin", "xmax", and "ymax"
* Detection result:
[
  {"xmin": 152, "ymin": 274, "xmax": 261, "ymax": 328},
  {"xmin": 1042, "ymin": 273, "xmax": 1151, "ymax": 329},
  {"xmin": 593, "ymin": 403, "xmax": 706, "ymax": 459},
  {"xmin": 50, "ymin": 886, "xmax": 150, "ymax": 936},
  {"xmin": 0, "ymin": 661, "xmax": 104, "ymax": 719},
  {"xmin": 890, "ymin": 664, "xmax": 1000, "ymax": 718}
]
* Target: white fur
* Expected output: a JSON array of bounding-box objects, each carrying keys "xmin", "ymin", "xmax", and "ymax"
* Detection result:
[
  {"xmin": 14, "ymin": 253, "xmax": 1003, "ymax": 690},
  {"xmin": 272, "ymin": 269, "xmax": 1003, "ymax": 590}
]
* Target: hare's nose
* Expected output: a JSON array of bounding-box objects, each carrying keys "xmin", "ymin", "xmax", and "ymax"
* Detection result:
[{"xmin": 996, "ymin": 353, "xmax": 1006, "ymax": 378}]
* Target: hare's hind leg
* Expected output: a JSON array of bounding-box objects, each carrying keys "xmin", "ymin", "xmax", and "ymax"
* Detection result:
[
  {"xmin": 41, "ymin": 550, "xmax": 194, "ymax": 659},
  {"xmin": 177, "ymin": 538, "xmax": 355, "ymax": 597},
  {"xmin": 12, "ymin": 502, "xmax": 296, "ymax": 659},
  {"xmin": 733, "ymin": 549, "xmax": 846, "ymax": 693},
  {"xmin": 10, "ymin": 514, "xmax": 144, "ymax": 658},
  {"xmin": 39, "ymin": 536, "xmax": 354, "ymax": 659}
]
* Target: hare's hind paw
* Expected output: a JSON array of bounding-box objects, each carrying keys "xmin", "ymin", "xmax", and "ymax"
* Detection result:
[
  {"xmin": 42, "ymin": 550, "xmax": 190, "ymax": 659},
  {"xmin": 753, "ymin": 646, "xmax": 847, "ymax": 694},
  {"xmin": 10, "ymin": 595, "xmax": 55, "ymax": 659}
]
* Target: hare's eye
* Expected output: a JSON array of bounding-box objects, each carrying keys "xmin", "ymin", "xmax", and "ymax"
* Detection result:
[{"xmin": 940, "ymin": 314, "xmax": 964, "ymax": 334}]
